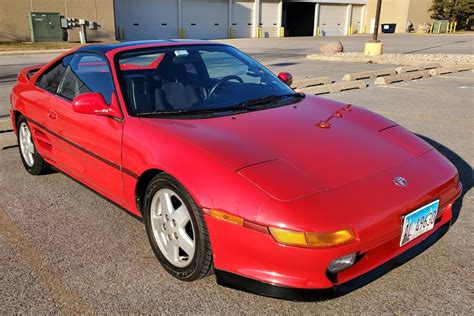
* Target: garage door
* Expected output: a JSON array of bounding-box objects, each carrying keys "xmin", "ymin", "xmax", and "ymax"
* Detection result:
[
  {"xmin": 232, "ymin": 0, "xmax": 253, "ymax": 38},
  {"xmin": 182, "ymin": 0, "xmax": 228, "ymax": 39},
  {"xmin": 115, "ymin": 0, "xmax": 178, "ymax": 40},
  {"xmin": 261, "ymin": 0, "xmax": 279, "ymax": 37},
  {"xmin": 351, "ymin": 5, "xmax": 363, "ymax": 33},
  {"xmin": 319, "ymin": 5, "xmax": 346, "ymax": 36}
]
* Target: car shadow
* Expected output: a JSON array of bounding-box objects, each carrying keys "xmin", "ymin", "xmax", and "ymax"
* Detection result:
[{"xmin": 416, "ymin": 134, "xmax": 472, "ymax": 225}]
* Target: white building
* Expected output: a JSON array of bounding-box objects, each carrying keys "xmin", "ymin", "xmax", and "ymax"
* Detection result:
[{"xmin": 114, "ymin": 0, "xmax": 368, "ymax": 40}]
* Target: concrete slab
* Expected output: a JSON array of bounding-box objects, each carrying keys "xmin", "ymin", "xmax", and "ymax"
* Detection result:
[
  {"xmin": 292, "ymin": 77, "xmax": 331, "ymax": 89},
  {"xmin": 0, "ymin": 131, "xmax": 16, "ymax": 149},
  {"xmin": 297, "ymin": 80, "xmax": 366, "ymax": 95},
  {"xmin": 0, "ymin": 118, "xmax": 12, "ymax": 132},
  {"xmin": 374, "ymin": 70, "xmax": 431, "ymax": 85},
  {"xmin": 342, "ymin": 68, "xmax": 396, "ymax": 81}
]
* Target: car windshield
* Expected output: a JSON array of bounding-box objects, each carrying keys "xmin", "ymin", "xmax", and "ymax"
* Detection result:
[{"xmin": 116, "ymin": 44, "xmax": 302, "ymax": 118}]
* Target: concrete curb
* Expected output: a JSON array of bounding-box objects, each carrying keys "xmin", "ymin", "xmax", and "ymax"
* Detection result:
[
  {"xmin": 429, "ymin": 65, "xmax": 473, "ymax": 76},
  {"xmin": 292, "ymin": 77, "xmax": 331, "ymax": 89},
  {"xmin": 297, "ymin": 81, "xmax": 366, "ymax": 95},
  {"xmin": 395, "ymin": 63, "xmax": 441, "ymax": 74},
  {"xmin": 342, "ymin": 68, "xmax": 396, "ymax": 81},
  {"xmin": 374, "ymin": 70, "xmax": 431, "ymax": 85},
  {"xmin": 0, "ymin": 49, "xmax": 69, "ymax": 56},
  {"xmin": 0, "ymin": 119, "xmax": 13, "ymax": 132}
]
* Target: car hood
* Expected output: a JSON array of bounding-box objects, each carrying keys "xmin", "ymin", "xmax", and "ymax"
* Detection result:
[{"xmin": 142, "ymin": 95, "xmax": 432, "ymax": 200}]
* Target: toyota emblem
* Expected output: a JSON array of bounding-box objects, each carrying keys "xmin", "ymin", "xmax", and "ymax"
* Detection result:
[{"xmin": 393, "ymin": 176, "xmax": 408, "ymax": 187}]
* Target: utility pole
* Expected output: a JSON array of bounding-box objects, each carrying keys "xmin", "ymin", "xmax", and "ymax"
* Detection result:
[
  {"xmin": 364, "ymin": 0, "xmax": 383, "ymax": 56},
  {"xmin": 372, "ymin": 0, "xmax": 382, "ymax": 42}
]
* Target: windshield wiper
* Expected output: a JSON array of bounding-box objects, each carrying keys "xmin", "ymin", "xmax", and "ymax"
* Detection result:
[
  {"xmin": 136, "ymin": 93, "xmax": 304, "ymax": 117},
  {"xmin": 137, "ymin": 105, "xmax": 249, "ymax": 117},
  {"xmin": 235, "ymin": 92, "xmax": 304, "ymax": 109}
]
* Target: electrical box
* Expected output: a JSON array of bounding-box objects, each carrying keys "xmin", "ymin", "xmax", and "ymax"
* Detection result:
[
  {"xmin": 89, "ymin": 21, "xmax": 96, "ymax": 30},
  {"xmin": 79, "ymin": 19, "xmax": 86, "ymax": 25},
  {"xmin": 29, "ymin": 12, "xmax": 63, "ymax": 42}
]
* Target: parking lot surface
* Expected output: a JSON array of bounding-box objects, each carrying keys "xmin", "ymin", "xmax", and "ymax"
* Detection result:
[{"xmin": 0, "ymin": 37, "xmax": 473, "ymax": 313}]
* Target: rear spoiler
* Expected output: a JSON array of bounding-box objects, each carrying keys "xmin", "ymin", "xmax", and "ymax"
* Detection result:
[
  {"xmin": 22, "ymin": 64, "xmax": 45, "ymax": 79},
  {"xmin": 17, "ymin": 64, "xmax": 45, "ymax": 84}
]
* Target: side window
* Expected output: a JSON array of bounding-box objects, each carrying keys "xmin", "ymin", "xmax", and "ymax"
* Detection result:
[
  {"xmin": 57, "ymin": 53, "xmax": 115, "ymax": 104},
  {"xmin": 36, "ymin": 55, "xmax": 72, "ymax": 93}
]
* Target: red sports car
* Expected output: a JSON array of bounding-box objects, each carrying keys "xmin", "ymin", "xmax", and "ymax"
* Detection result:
[{"xmin": 10, "ymin": 41, "xmax": 462, "ymax": 299}]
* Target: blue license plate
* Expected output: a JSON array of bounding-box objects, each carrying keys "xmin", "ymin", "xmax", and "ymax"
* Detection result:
[{"xmin": 400, "ymin": 200, "xmax": 439, "ymax": 246}]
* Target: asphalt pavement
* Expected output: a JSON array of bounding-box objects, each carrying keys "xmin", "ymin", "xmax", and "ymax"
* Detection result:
[{"xmin": 0, "ymin": 36, "xmax": 473, "ymax": 313}]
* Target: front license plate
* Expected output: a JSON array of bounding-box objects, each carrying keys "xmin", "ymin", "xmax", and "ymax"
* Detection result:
[{"xmin": 400, "ymin": 200, "xmax": 439, "ymax": 246}]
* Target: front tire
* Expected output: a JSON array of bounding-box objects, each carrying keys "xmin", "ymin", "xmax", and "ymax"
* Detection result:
[
  {"xmin": 17, "ymin": 116, "xmax": 48, "ymax": 175},
  {"xmin": 144, "ymin": 173, "xmax": 213, "ymax": 281}
]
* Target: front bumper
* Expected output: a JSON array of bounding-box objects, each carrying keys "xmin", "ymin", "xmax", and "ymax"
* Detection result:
[
  {"xmin": 214, "ymin": 221, "xmax": 451, "ymax": 301},
  {"xmin": 204, "ymin": 148, "xmax": 462, "ymax": 299}
]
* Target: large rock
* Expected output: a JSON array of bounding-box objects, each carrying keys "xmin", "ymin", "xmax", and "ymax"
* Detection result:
[{"xmin": 320, "ymin": 41, "xmax": 344, "ymax": 54}]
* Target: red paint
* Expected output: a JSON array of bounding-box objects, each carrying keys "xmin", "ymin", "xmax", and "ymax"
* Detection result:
[{"xmin": 10, "ymin": 41, "xmax": 462, "ymax": 290}]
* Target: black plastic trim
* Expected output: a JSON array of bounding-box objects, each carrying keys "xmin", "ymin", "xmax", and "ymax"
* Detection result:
[{"xmin": 215, "ymin": 221, "xmax": 451, "ymax": 301}]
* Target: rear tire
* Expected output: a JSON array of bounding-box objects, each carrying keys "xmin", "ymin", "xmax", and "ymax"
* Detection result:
[
  {"xmin": 143, "ymin": 173, "xmax": 213, "ymax": 281},
  {"xmin": 17, "ymin": 115, "xmax": 48, "ymax": 175}
]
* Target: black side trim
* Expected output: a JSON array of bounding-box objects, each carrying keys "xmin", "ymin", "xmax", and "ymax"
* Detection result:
[
  {"xmin": 26, "ymin": 117, "xmax": 138, "ymax": 179},
  {"xmin": 215, "ymin": 221, "xmax": 451, "ymax": 301}
]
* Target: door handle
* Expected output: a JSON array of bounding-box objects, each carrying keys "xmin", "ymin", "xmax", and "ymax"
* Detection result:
[{"xmin": 47, "ymin": 110, "xmax": 57, "ymax": 120}]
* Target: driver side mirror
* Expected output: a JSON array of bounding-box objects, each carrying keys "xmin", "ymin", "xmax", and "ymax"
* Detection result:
[
  {"xmin": 278, "ymin": 72, "xmax": 293, "ymax": 87},
  {"xmin": 72, "ymin": 93, "xmax": 123, "ymax": 120}
]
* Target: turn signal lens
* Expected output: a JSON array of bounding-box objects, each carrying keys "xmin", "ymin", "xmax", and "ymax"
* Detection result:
[
  {"xmin": 208, "ymin": 209, "xmax": 243, "ymax": 226},
  {"xmin": 269, "ymin": 227, "xmax": 356, "ymax": 248},
  {"xmin": 268, "ymin": 228, "xmax": 307, "ymax": 247}
]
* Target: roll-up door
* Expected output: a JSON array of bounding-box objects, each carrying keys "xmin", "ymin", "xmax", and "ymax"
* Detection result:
[
  {"xmin": 319, "ymin": 4, "xmax": 346, "ymax": 36},
  {"xmin": 351, "ymin": 5, "xmax": 363, "ymax": 34},
  {"xmin": 232, "ymin": 0, "xmax": 254, "ymax": 38},
  {"xmin": 261, "ymin": 0, "xmax": 279, "ymax": 38},
  {"xmin": 115, "ymin": 0, "xmax": 179, "ymax": 40},
  {"xmin": 182, "ymin": 0, "xmax": 228, "ymax": 39}
]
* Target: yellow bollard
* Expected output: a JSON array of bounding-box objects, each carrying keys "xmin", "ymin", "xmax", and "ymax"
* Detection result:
[
  {"xmin": 280, "ymin": 27, "xmax": 285, "ymax": 37},
  {"xmin": 316, "ymin": 26, "xmax": 320, "ymax": 37},
  {"xmin": 429, "ymin": 23, "xmax": 434, "ymax": 33},
  {"xmin": 179, "ymin": 28, "xmax": 186, "ymax": 39},
  {"xmin": 363, "ymin": 25, "xmax": 366, "ymax": 34},
  {"xmin": 437, "ymin": 22, "xmax": 441, "ymax": 34}
]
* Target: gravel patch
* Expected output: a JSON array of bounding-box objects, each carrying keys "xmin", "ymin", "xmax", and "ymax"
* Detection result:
[{"xmin": 307, "ymin": 52, "xmax": 474, "ymax": 66}]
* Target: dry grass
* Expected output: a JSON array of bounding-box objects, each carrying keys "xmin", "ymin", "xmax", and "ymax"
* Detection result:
[{"xmin": 0, "ymin": 41, "xmax": 116, "ymax": 52}]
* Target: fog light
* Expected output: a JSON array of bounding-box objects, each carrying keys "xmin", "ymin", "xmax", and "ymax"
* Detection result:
[{"xmin": 328, "ymin": 253, "xmax": 357, "ymax": 274}]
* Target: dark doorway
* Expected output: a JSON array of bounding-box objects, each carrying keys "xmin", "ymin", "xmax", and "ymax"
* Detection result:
[{"xmin": 283, "ymin": 2, "xmax": 315, "ymax": 37}]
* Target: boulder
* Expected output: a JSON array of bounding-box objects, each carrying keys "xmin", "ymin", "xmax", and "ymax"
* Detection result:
[{"xmin": 320, "ymin": 41, "xmax": 344, "ymax": 54}]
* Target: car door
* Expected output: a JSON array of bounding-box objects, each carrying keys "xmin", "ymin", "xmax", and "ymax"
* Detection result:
[
  {"xmin": 28, "ymin": 55, "xmax": 72, "ymax": 163},
  {"xmin": 46, "ymin": 52, "xmax": 124, "ymax": 203}
]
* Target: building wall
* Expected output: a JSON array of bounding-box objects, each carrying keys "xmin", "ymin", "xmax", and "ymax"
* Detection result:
[
  {"xmin": 0, "ymin": 0, "xmax": 32, "ymax": 42},
  {"xmin": 0, "ymin": 0, "xmax": 116, "ymax": 42},
  {"xmin": 364, "ymin": 0, "xmax": 410, "ymax": 33},
  {"xmin": 407, "ymin": 0, "xmax": 432, "ymax": 31},
  {"xmin": 364, "ymin": 0, "xmax": 432, "ymax": 33}
]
